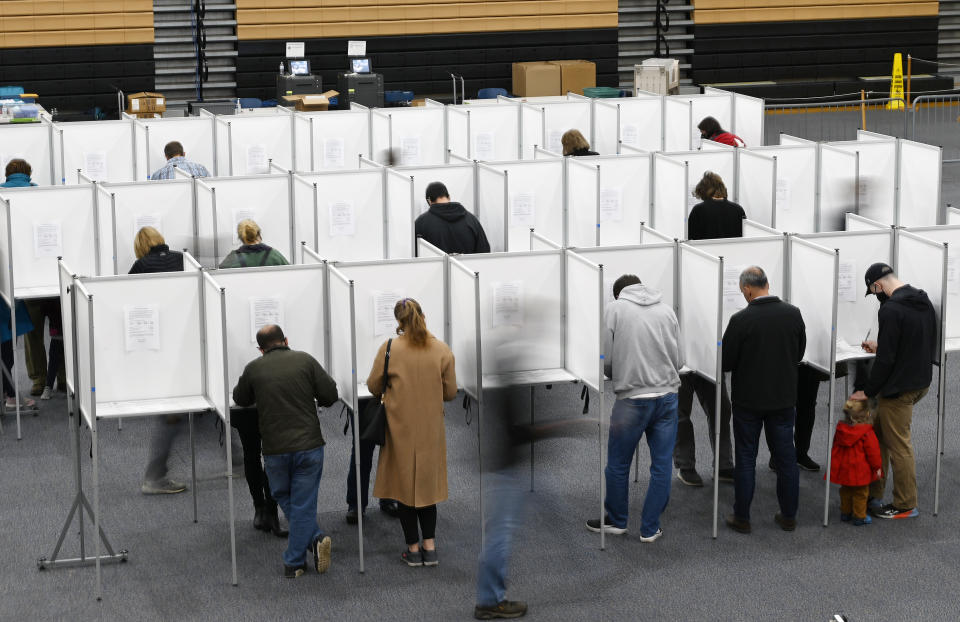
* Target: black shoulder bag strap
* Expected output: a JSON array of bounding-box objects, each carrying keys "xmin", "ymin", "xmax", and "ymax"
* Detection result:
[
  {"xmin": 257, "ymin": 245, "xmax": 273, "ymax": 267},
  {"xmin": 381, "ymin": 339, "xmax": 392, "ymax": 395}
]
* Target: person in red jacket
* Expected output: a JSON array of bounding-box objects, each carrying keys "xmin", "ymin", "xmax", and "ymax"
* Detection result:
[
  {"xmin": 698, "ymin": 116, "xmax": 745, "ymax": 147},
  {"xmin": 830, "ymin": 399, "xmax": 883, "ymax": 526}
]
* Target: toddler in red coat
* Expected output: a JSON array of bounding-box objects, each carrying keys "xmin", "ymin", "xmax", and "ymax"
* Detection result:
[{"xmin": 830, "ymin": 399, "xmax": 882, "ymax": 526}]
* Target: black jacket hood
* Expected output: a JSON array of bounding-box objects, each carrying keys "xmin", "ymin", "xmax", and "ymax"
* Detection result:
[{"xmin": 428, "ymin": 201, "xmax": 468, "ymax": 223}]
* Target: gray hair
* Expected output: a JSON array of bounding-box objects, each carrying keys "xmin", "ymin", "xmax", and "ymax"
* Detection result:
[{"xmin": 739, "ymin": 266, "xmax": 768, "ymax": 289}]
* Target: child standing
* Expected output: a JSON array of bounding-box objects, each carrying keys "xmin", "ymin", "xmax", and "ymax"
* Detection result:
[{"xmin": 830, "ymin": 399, "xmax": 882, "ymax": 526}]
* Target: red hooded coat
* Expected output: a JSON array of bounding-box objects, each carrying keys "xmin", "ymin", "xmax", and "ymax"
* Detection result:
[{"xmin": 829, "ymin": 422, "xmax": 882, "ymax": 487}]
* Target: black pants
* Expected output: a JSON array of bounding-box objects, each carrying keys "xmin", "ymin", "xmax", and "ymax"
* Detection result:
[
  {"xmin": 794, "ymin": 365, "xmax": 820, "ymax": 458},
  {"xmin": 398, "ymin": 503, "xmax": 437, "ymax": 545},
  {"xmin": 46, "ymin": 337, "xmax": 63, "ymax": 390},
  {"xmin": 347, "ymin": 400, "xmax": 394, "ymax": 511},
  {"xmin": 230, "ymin": 408, "xmax": 276, "ymax": 510},
  {"xmin": 1, "ymin": 340, "xmax": 13, "ymax": 398}
]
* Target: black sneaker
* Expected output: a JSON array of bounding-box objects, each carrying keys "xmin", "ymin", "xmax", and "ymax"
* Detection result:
[
  {"xmin": 345, "ymin": 508, "xmax": 359, "ymax": 525},
  {"xmin": 474, "ymin": 600, "xmax": 528, "ymax": 619},
  {"xmin": 677, "ymin": 469, "xmax": 704, "ymax": 487},
  {"xmin": 311, "ymin": 535, "xmax": 331, "ymax": 574},
  {"xmin": 283, "ymin": 563, "xmax": 306, "ymax": 578},
  {"xmin": 401, "ymin": 549, "xmax": 423, "ymax": 567},
  {"xmin": 421, "ymin": 548, "xmax": 438, "ymax": 567},
  {"xmin": 717, "ymin": 468, "xmax": 735, "ymax": 483},
  {"xmin": 585, "ymin": 515, "xmax": 627, "ymax": 535},
  {"xmin": 872, "ymin": 504, "xmax": 918, "ymax": 520},
  {"xmin": 797, "ymin": 455, "xmax": 821, "ymax": 471}
]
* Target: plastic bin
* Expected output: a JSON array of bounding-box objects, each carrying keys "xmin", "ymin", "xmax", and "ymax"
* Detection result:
[{"xmin": 583, "ymin": 87, "xmax": 621, "ymax": 98}]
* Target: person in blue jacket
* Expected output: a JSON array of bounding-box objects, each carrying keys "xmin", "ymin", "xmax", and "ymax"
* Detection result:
[
  {"xmin": 0, "ymin": 297, "xmax": 35, "ymax": 411},
  {"xmin": 1, "ymin": 159, "xmax": 37, "ymax": 188}
]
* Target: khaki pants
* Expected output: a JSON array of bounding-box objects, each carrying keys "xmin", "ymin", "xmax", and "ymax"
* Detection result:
[
  {"xmin": 868, "ymin": 387, "xmax": 928, "ymax": 510},
  {"xmin": 839, "ymin": 485, "xmax": 869, "ymax": 520}
]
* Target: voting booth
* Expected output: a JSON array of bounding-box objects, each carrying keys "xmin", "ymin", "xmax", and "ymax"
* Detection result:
[
  {"xmin": 295, "ymin": 168, "xmax": 386, "ymax": 261},
  {"xmin": 294, "ymin": 108, "xmax": 370, "ymax": 172},
  {"xmin": 897, "ymin": 139, "xmax": 942, "ymax": 227},
  {"xmin": 827, "ymin": 139, "xmax": 897, "ymax": 226},
  {"xmin": 57, "ymin": 119, "xmax": 137, "ymax": 184},
  {"xmin": 593, "ymin": 96, "xmax": 663, "ymax": 154},
  {"xmin": 703, "ymin": 87, "xmax": 765, "ymax": 148},
  {"xmin": 384, "ymin": 168, "xmax": 415, "ymax": 259},
  {"xmin": 135, "ymin": 116, "xmax": 216, "ymax": 179},
  {"xmin": 0, "ymin": 121, "xmax": 56, "ymax": 186},
  {"xmin": 215, "ymin": 110, "xmax": 295, "ymax": 175},
  {"xmin": 475, "ymin": 159, "xmax": 564, "ymax": 252},
  {"xmin": 653, "ymin": 150, "xmax": 736, "ymax": 239},
  {"xmin": 370, "ymin": 107, "xmax": 446, "ymax": 166},
  {"xmin": 397, "ymin": 162, "xmax": 476, "ymax": 219},
  {"xmin": 735, "ymin": 150, "xmax": 776, "ymax": 226},
  {"xmin": 746, "ymin": 145, "xmax": 817, "ymax": 232},
  {"xmin": 447, "ymin": 103, "xmax": 521, "ymax": 162},
  {"xmin": 819, "ymin": 144, "xmax": 859, "ymax": 232},
  {"xmin": 516, "ymin": 99, "xmax": 593, "ymax": 159},
  {"xmin": 565, "ymin": 153, "xmax": 652, "ymax": 248}
]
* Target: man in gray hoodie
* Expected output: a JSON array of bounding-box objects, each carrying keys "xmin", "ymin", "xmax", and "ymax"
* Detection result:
[{"xmin": 585, "ymin": 275, "xmax": 682, "ymax": 541}]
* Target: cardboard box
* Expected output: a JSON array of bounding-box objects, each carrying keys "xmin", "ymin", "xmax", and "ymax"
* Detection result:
[
  {"xmin": 130, "ymin": 112, "xmax": 163, "ymax": 119},
  {"xmin": 549, "ymin": 60, "xmax": 596, "ymax": 96},
  {"xmin": 281, "ymin": 90, "xmax": 339, "ymax": 111},
  {"xmin": 127, "ymin": 92, "xmax": 166, "ymax": 114},
  {"xmin": 512, "ymin": 62, "xmax": 561, "ymax": 97}
]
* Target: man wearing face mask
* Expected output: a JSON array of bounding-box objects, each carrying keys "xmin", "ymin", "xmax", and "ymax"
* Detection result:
[{"xmin": 850, "ymin": 263, "xmax": 937, "ymax": 520}]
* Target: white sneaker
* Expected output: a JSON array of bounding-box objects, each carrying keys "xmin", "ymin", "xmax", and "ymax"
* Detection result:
[
  {"xmin": 40, "ymin": 387, "xmax": 52, "ymax": 400},
  {"xmin": 639, "ymin": 528, "xmax": 663, "ymax": 543}
]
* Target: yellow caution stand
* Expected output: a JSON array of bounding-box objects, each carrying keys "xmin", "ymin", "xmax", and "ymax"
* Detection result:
[{"xmin": 887, "ymin": 53, "xmax": 905, "ymax": 110}]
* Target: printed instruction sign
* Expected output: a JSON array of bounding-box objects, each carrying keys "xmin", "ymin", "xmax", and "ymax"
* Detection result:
[
  {"xmin": 33, "ymin": 222, "xmax": 62, "ymax": 258},
  {"xmin": 373, "ymin": 291, "xmax": 402, "ymax": 337},
  {"xmin": 722, "ymin": 264, "xmax": 747, "ymax": 311},
  {"xmin": 776, "ymin": 178, "xmax": 791, "ymax": 212},
  {"xmin": 600, "ymin": 187, "xmax": 623, "ymax": 223},
  {"xmin": 245, "ymin": 144, "xmax": 268, "ymax": 175},
  {"xmin": 838, "ymin": 260, "xmax": 857, "ymax": 303},
  {"xmin": 492, "ymin": 281, "xmax": 523, "ymax": 327},
  {"xmin": 621, "ymin": 124, "xmax": 639, "ymax": 146},
  {"xmin": 474, "ymin": 132, "xmax": 495, "ymax": 161},
  {"xmin": 250, "ymin": 297, "xmax": 284, "ymax": 342},
  {"xmin": 83, "ymin": 151, "xmax": 108, "ymax": 181},
  {"xmin": 329, "ymin": 201, "xmax": 355, "ymax": 237},
  {"xmin": 510, "ymin": 192, "xmax": 535, "ymax": 228},
  {"xmin": 124, "ymin": 305, "xmax": 160, "ymax": 352},
  {"xmin": 323, "ymin": 137, "xmax": 345, "ymax": 169},
  {"xmin": 134, "ymin": 214, "xmax": 163, "ymax": 238},
  {"xmin": 399, "ymin": 137, "xmax": 421, "ymax": 166}
]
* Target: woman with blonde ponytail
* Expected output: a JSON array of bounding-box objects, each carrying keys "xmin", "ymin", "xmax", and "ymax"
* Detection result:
[
  {"xmin": 366, "ymin": 298, "xmax": 457, "ymax": 567},
  {"xmin": 219, "ymin": 218, "xmax": 289, "ymax": 268}
]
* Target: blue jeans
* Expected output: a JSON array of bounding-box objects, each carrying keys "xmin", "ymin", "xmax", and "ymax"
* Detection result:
[
  {"xmin": 732, "ymin": 406, "xmax": 799, "ymax": 521},
  {"xmin": 264, "ymin": 446, "xmax": 325, "ymax": 568},
  {"xmin": 604, "ymin": 393, "xmax": 678, "ymax": 537},
  {"xmin": 476, "ymin": 472, "xmax": 527, "ymax": 607}
]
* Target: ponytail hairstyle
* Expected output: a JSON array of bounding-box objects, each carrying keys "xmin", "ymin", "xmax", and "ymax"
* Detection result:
[
  {"xmin": 394, "ymin": 297, "xmax": 428, "ymax": 347},
  {"xmin": 237, "ymin": 218, "xmax": 262, "ymax": 245}
]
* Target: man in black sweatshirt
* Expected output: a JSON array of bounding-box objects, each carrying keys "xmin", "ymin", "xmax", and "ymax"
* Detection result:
[
  {"xmin": 850, "ymin": 263, "xmax": 937, "ymax": 520},
  {"xmin": 415, "ymin": 181, "xmax": 491, "ymax": 255},
  {"xmin": 721, "ymin": 266, "xmax": 806, "ymax": 534}
]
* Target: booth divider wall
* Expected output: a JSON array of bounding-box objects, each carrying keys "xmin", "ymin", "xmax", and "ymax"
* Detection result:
[
  {"xmin": 447, "ymin": 103, "xmax": 521, "ymax": 162},
  {"xmin": 136, "ymin": 117, "xmax": 217, "ymax": 180},
  {"xmin": 787, "ymin": 236, "xmax": 838, "ymax": 374},
  {"xmin": 385, "ymin": 168, "xmax": 415, "ymax": 259},
  {"xmin": 845, "ymin": 213, "xmax": 888, "ymax": 232},
  {"xmin": 819, "ymin": 145, "xmax": 859, "ymax": 233},
  {"xmin": 652, "ymin": 154, "xmax": 687, "ymax": 239},
  {"xmin": 685, "ymin": 94, "xmax": 734, "ymax": 150},
  {"xmin": 664, "ymin": 98, "xmax": 692, "ymax": 152},
  {"xmin": 479, "ymin": 159, "xmax": 564, "ymax": 252},
  {"xmin": 736, "ymin": 149, "xmax": 775, "ymax": 226},
  {"xmin": 898, "ymin": 139, "xmax": 942, "ymax": 227},
  {"xmin": 449, "ymin": 258, "xmax": 482, "ymax": 400},
  {"xmin": 295, "ymin": 109, "xmax": 371, "ymax": 172},
  {"xmin": 904, "ymin": 225, "xmax": 960, "ymax": 349},
  {"xmin": 593, "ymin": 96, "xmax": 663, "ymax": 154},
  {"xmin": 534, "ymin": 100, "xmax": 593, "ymax": 157},
  {"xmin": 0, "ymin": 122, "xmax": 56, "ymax": 186},
  {"xmin": 948, "ymin": 207, "xmax": 960, "ymax": 225},
  {"xmin": 748, "ymin": 145, "xmax": 817, "ymax": 232},
  {"xmin": 216, "ymin": 111, "xmax": 295, "ymax": 176},
  {"xmin": 371, "ymin": 107, "xmax": 446, "ymax": 167},
  {"xmin": 570, "ymin": 242, "xmax": 677, "ymax": 311},
  {"xmin": 57, "ymin": 120, "xmax": 137, "ymax": 184},
  {"xmin": 828, "ymin": 139, "xmax": 897, "ymax": 226},
  {"xmin": 567, "ymin": 153, "xmax": 652, "ymax": 248}
]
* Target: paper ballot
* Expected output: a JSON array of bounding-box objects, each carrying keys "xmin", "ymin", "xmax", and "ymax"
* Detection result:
[
  {"xmin": 776, "ymin": 178, "xmax": 791, "ymax": 211},
  {"xmin": 492, "ymin": 281, "xmax": 523, "ymax": 327},
  {"xmin": 34, "ymin": 222, "xmax": 62, "ymax": 258},
  {"xmin": 949, "ymin": 254, "xmax": 960, "ymax": 295},
  {"xmin": 373, "ymin": 291, "xmax": 402, "ymax": 337},
  {"xmin": 323, "ymin": 138, "xmax": 345, "ymax": 169},
  {"xmin": 621, "ymin": 124, "xmax": 639, "ymax": 146},
  {"xmin": 134, "ymin": 214, "xmax": 162, "ymax": 238},
  {"xmin": 838, "ymin": 261, "xmax": 857, "ymax": 303},
  {"xmin": 722, "ymin": 264, "xmax": 747, "ymax": 310},
  {"xmin": 83, "ymin": 151, "xmax": 108, "ymax": 181},
  {"xmin": 836, "ymin": 337, "xmax": 873, "ymax": 361},
  {"xmin": 245, "ymin": 144, "xmax": 268, "ymax": 174},
  {"xmin": 250, "ymin": 297, "xmax": 283, "ymax": 342},
  {"xmin": 510, "ymin": 192, "xmax": 535, "ymax": 227},
  {"xmin": 547, "ymin": 129, "xmax": 564, "ymax": 155},
  {"xmin": 329, "ymin": 201, "xmax": 355, "ymax": 237},
  {"xmin": 399, "ymin": 137, "xmax": 421, "ymax": 165},
  {"xmin": 124, "ymin": 305, "xmax": 160, "ymax": 352},
  {"xmin": 600, "ymin": 187, "xmax": 623, "ymax": 223},
  {"xmin": 474, "ymin": 132, "xmax": 495, "ymax": 161}
]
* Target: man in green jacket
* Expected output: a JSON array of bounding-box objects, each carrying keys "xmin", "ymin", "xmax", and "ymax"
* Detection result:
[{"xmin": 233, "ymin": 324, "xmax": 339, "ymax": 578}]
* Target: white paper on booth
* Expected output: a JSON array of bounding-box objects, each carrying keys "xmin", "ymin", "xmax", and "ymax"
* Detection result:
[
  {"xmin": 245, "ymin": 144, "xmax": 268, "ymax": 174},
  {"xmin": 949, "ymin": 253, "xmax": 960, "ymax": 295},
  {"xmin": 547, "ymin": 129, "xmax": 564, "ymax": 155},
  {"xmin": 33, "ymin": 222, "xmax": 62, "ymax": 258},
  {"xmin": 250, "ymin": 297, "xmax": 284, "ymax": 342},
  {"xmin": 373, "ymin": 291, "xmax": 402, "ymax": 336},
  {"xmin": 510, "ymin": 192, "xmax": 535, "ymax": 227},
  {"xmin": 134, "ymin": 214, "xmax": 163, "ymax": 238},
  {"xmin": 858, "ymin": 179, "xmax": 870, "ymax": 211},
  {"xmin": 399, "ymin": 137, "xmax": 421, "ymax": 166},
  {"xmin": 621, "ymin": 124, "xmax": 639, "ymax": 146},
  {"xmin": 838, "ymin": 260, "xmax": 857, "ymax": 303},
  {"xmin": 492, "ymin": 281, "xmax": 523, "ymax": 327},
  {"xmin": 231, "ymin": 208, "xmax": 257, "ymax": 231},
  {"xmin": 600, "ymin": 187, "xmax": 623, "ymax": 223},
  {"xmin": 323, "ymin": 137, "xmax": 345, "ymax": 169},
  {"xmin": 474, "ymin": 132, "xmax": 495, "ymax": 161},
  {"xmin": 124, "ymin": 305, "xmax": 160, "ymax": 352},
  {"xmin": 83, "ymin": 151, "xmax": 108, "ymax": 181},
  {"xmin": 348, "ymin": 40, "xmax": 366, "ymax": 56},
  {"xmin": 722, "ymin": 264, "xmax": 747, "ymax": 310},
  {"xmin": 776, "ymin": 178, "xmax": 791, "ymax": 211},
  {"xmin": 329, "ymin": 201, "xmax": 355, "ymax": 237}
]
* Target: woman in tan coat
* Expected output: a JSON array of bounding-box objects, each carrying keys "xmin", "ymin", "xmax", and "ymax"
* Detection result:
[{"xmin": 367, "ymin": 298, "xmax": 457, "ymax": 567}]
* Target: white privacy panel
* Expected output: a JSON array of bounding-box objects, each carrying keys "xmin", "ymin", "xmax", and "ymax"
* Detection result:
[
  {"xmin": 298, "ymin": 168, "xmax": 385, "ymax": 261},
  {"xmin": 202, "ymin": 175, "xmax": 293, "ymax": 265},
  {"xmin": 58, "ymin": 120, "xmax": 136, "ymax": 183},
  {"xmin": 605, "ymin": 97, "xmax": 663, "ymax": 154},
  {"xmin": 831, "ymin": 140, "xmax": 897, "ymax": 225},
  {"xmin": 733, "ymin": 92, "xmax": 764, "ymax": 148},
  {"xmin": 386, "ymin": 169, "xmax": 415, "ymax": 259},
  {"xmin": 138, "ymin": 116, "xmax": 216, "ymax": 179},
  {"xmin": 336, "ymin": 258, "xmax": 447, "ymax": 387},
  {"xmin": 664, "ymin": 98, "xmax": 692, "ymax": 152},
  {"xmin": 565, "ymin": 253, "xmax": 602, "ymax": 390},
  {"xmin": 948, "ymin": 207, "xmax": 960, "ymax": 225},
  {"xmin": 399, "ymin": 163, "xmax": 476, "ymax": 217},
  {"xmin": 58, "ymin": 261, "xmax": 75, "ymax": 393},
  {"xmin": 327, "ymin": 268, "xmax": 355, "ymax": 407},
  {"xmin": 598, "ymin": 154, "xmax": 650, "ymax": 246},
  {"xmin": 499, "ymin": 159, "xmax": 564, "ymax": 251},
  {"xmin": 217, "ymin": 113, "xmax": 294, "ymax": 175},
  {"xmin": 102, "ymin": 179, "xmax": 196, "ymax": 275},
  {"xmin": 203, "ymin": 273, "xmax": 228, "ymax": 418},
  {"xmin": 213, "ymin": 264, "xmax": 326, "ymax": 397},
  {"xmin": 736, "ymin": 150, "xmax": 775, "ymax": 226},
  {"xmin": 477, "ymin": 165, "xmax": 507, "ymax": 252},
  {"xmin": 0, "ymin": 123, "xmax": 55, "ymax": 186},
  {"xmin": 520, "ymin": 104, "xmax": 544, "ymax": 160},
  {"xmin": 653, "ymin": 154, "xmax": 687, "ymax": 239},
  {"xmin": 447, "ymin": 104, "xmax": 520, "ymax": 162},
  {"xmin": 819, "ymin": 144, "xmax": 858, "ymax": 232},
  {"xmin": 789, "ymin": 238, "xmax": 837, "ymax": 371},
  {"xmin": 750, "ymin": 145, "xmax": 817, "ymax": 233},
  {"xmin": 898, "ymin": 140, "xmax": 941, "ymax": 227},
  {"xmin": 75, "ymin": 282, "xmax": 93, "ymax": 420},
  {"xmin": 566, "ymin": 159, "xmax": 599, "ymax": 248},
  {"xmin": 571, "ymin": 243, "xmax": 676, "ymax": 312},
  {"xmin": 679, "ymin": 244, "xmax": 721, "ymax": 381},
  {"xmin": 593, "ymin": 101, "xmax": 619, "ymax": 155},
  {"xmin": 798, "ymin": 230, "xmax": 892, "ymax": 355},
  {"xmin": 689, "ymin": 236, "xmax": 786, "ymax": 331},
  {"xmin": 0, "ymin": 185, "xmax": 99, "ymax": 297},
  {"xmin": 701, "ymin": 139, "xmax": 734, "ymax": 151},
  {"xmin": 459, "ymin": 251, "xmax": 564, "ymax": 374},
  {"xmin": 298, "ymin": 109, "xmax": 370, "ymax": 171},
  {"xmin": 903, "ymin": 225, "xmax": 960, "ymax": 345},
  {"xmin": 895, "ymin": 231, "xmax": 944, "ymax": 357},
  {"xmin": 780, "ymin": 134, "xmax": 815, "ymax": 146},
  {"xmin": 371, "ymin": 108, "xmax": 446, "ymax": 166},
  {"xmin": 416, "ymin": 237, "xmax": 446, "ymax": 258},
  {"xmin": 743, "ymin": 219, "xmax": 781, "ymax": 238},
  {"xmin": 449, "ymin": 261, "xmax": 480, "ymax": 397},
  {"xmin": 857, "ymin": 130, "xmax": 895, "ymax": 142},
  {"xmin": 688, "ymin": 94, "xmax": 734, "ymax": 150},
  {"xmin": 541, "ymin": 101, "xmax": 593, "ymax": 154},
  {"xmin": 845, "ymin": 213, "xmax": 887, "ymax": 231}
]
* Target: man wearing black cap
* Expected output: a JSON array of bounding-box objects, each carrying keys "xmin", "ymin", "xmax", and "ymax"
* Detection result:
[
  {"xmin": 415, "ymin": 181, "xmax": 491, "ymax": 255},
  {"xmin": 850, "ymin": 262, "xmax": 937, "ymax": 520}
]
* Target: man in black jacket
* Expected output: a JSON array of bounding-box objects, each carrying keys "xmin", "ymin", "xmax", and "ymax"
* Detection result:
[
  {"xmin": 415, "ymin": 182, "xmax": 490, "ymax": 255},
  {"xmin": 850, "ymin": 263, "xmax": 936, "ymax": 520},
  {"xmin": 722, "ymin": 266, "xmax": 806, "ymax": 534}
]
